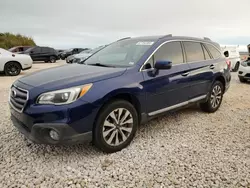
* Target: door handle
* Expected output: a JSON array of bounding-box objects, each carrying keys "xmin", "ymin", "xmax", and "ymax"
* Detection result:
[
  {"xmin": 210, "ymin": 64, "xmax": 215, "ymax": 69},
  {"xmin": 181, "ymin": 72, "xmax": 189, "ymax": 76}
]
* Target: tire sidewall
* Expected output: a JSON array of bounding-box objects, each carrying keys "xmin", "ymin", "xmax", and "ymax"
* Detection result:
[
  {"xmin": 49, "ymin": 56, "xmax": 56, "ymax": 63},
  {"xmin": 4, "ymin": 62, "xmax": 21, "ymax": 76},
  {"xmin": 207, "ymin": 81, "xmax": 224, "ymax": 112},
  {"xmin": 94, "ymin": 100, "xmax": 138, "ymax": 153}
]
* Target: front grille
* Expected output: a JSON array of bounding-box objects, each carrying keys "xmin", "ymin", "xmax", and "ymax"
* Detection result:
[
  {"xmin": 9, "ymin": 86, "xmax": 28, "ymax": 112},
  {"xmin": 245, "ymin": 73, "xmax": 250, "ymax": 78}
]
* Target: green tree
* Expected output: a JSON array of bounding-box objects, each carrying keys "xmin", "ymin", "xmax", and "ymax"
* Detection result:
[{"xmin": 0, "ymin": 32, "xmax": 36, "ymax": 49}]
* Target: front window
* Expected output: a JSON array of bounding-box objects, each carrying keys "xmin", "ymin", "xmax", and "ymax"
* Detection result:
[{"xmin": 84, "ymin": 39, "xmax": 156, "ymax": 67}]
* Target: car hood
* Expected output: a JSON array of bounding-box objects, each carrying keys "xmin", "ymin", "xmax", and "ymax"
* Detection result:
[{"xmin": 18, "ymin": 64, "xmax": 127, "ymax": 90}]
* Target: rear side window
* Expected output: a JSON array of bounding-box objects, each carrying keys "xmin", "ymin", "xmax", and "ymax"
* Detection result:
[
  {"xmin": 32, "ymin": 47, "xmax": 41, "ymax": 53},
  {"xmin": 183, "ymin": 42, "xmax": 204, "ymax": 62},
  {"xmin": 154, "ymin": 41, "xmax": 184, "ymax": 65},
  {"xmin": 41, "ymin": 47, "xmax": 50, "ymax": 53},
  {"xmin": 206, "ymin": 44, "xmax": 221, "ymax": 59}
]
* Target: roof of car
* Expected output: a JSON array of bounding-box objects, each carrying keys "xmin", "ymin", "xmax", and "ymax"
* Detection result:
[{"xmin": 122, "ymin": 35, "xmax": 216, "ymax": 43}]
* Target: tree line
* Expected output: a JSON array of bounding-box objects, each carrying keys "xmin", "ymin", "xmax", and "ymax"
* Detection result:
[{"xmin": 0, "ymin": 32, "xmax": 36, "ymax": 49}]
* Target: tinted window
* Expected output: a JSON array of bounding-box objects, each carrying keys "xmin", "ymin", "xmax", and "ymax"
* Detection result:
[
  {"xmin": 206, "ymin": 44, "xmax": 221, "ymax": 59},
  {"xmin": 41, "ymin": 47, "xmax": 50, "ymax": 53},
  {"xmin": 154, "ymin": 41, "xmax": 184, "ymax": 65},
  {"xmin": 202, "ymin": 44, "xmax": 211, "ymax": 60},
  {"xmin": 183, "ymin": 42, "xmax": 204, "ymax": 62},
  {"xmin": 32, "ymin": 47, "xmax": 41, "ymax": 53}
]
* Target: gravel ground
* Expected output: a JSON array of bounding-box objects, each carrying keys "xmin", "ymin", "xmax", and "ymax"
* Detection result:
[{"xmin": 0, "ymin": 62, "xmax": 250, "ymax": 188}]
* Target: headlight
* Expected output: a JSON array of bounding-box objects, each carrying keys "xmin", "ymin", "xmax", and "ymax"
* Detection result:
[
  {"xmin": 241, "ymin": 61, "xmax": 248, "ymax": 67},
  {"xmin": 37, "ymin": 84, "xmax": 92, "ymax": 105}
]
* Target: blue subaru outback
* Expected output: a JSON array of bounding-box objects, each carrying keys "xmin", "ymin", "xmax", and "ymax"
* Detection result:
[{"xmin": 9, "ymin": 35, "xmax": 231, "ymax": 153}]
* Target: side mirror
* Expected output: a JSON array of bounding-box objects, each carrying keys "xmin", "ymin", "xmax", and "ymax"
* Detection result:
[
  {"xmin": 224, "ymin": 51, "xmax": 229, "ymax": 58},
  {"xmin": 155, "ymin": 60, "xmax": 172, "ymax": 70}
]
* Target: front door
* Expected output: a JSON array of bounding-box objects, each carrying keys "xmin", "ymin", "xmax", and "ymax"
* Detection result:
[
  {"xmin": 141, "ymin": 41, "xmax": 191, "ymax": 116},
  {"xmin": 30, "ymin": 47, "xmax": 42, "ymax": 61}
]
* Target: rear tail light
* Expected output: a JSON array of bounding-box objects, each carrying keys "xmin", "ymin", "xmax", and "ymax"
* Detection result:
[{"xmin": 226, "ymin": 60, "xmax": 231, "ymax": 69}]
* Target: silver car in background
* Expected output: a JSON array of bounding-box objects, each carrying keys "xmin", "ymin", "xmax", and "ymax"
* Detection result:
[{"xmin": 66, "ymin": 45, "xmax": 106, "ymax": 64}]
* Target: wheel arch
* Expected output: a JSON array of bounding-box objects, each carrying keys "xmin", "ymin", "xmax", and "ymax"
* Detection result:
[
  {"xmin": 93, "ymin": 92, "xmax": 142, "ymax": 131},
  {"xmin": 214, "ymin": 75, "xmax": 226, "ymax": 93},
  {"xmin": 4, "ymin": 61, "xmax": 23, "ymax": 70}
]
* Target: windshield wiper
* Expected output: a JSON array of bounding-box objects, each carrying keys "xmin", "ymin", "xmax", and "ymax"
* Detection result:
[{"xmin": 88, "ymin": 63, "xmax": 115, "ymax": 68}]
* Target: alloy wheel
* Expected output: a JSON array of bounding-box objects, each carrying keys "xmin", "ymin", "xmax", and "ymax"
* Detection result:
[
  {"xmin": 102, "ymin": 108, "xmax": 133, "ymax": 146},
  {"xmin": 210, "ymin": 85, "xmax": 222, "ymax": 108},
  {"xmin": 7, "ymin": 64, "xmax": 19, "ymax": 75}
]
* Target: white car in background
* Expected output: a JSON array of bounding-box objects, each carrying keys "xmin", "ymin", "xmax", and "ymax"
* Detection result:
[
  {"xmin": 221, "ymin": 45, "xmax": 241, "ymax": 72},
  {"xmin": 238, "ymin": 59, "xmax": 250, "ymax": 83},
  {"xmin": 0, "ymin": 48, "xmax": 33, "ymax": 76}
]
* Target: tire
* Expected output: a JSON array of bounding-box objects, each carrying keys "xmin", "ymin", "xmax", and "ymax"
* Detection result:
[
  {"xmin": 239, "ymin": 77, "xmax": 246, "ymax": 83},
  {"xmin": 93, "ymin": 100, "xmax": 138, "ymax": 153},
  {"xmin": 200, "ymin": 81, "xmax": 224, "ymax": 113},
  {"xmin": 4, "ymin": 62, "xmax": 21, "ymax": 76},
  {"xmin": 233, "ymin": 62, "xmax": 240, "ymax": 72},
  {"xmin": 49, "ymin": 56, "xmax": 56, "ymax": 63}
]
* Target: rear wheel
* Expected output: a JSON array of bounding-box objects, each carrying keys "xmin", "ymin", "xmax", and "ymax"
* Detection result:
[
  {"xmin": 49, "ymin": 56, "xmax": 56, "ymax": 63},
  {"xmin": 200, "ymin": 81, "xmax": 224, "ymax": 113},
  {"xmin": 4, "ymin": 62, "xmax": 21, "ymax": 76},
  {"xmin": 94, "ymin": 100, "xmax": 138, "ymax": 153}
]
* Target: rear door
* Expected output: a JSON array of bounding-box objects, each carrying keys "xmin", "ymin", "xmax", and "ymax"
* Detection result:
[
  {"xmin": 141, "ymin": 41, "xmax": 192, "ymax": 115},
  {"xmin": 182, "ymin": 41, "xmax": 215, "ymax": 100}
]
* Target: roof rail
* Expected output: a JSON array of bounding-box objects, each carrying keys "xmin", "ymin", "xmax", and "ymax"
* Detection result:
[
  {"xmin": 204, "ymin": 37, "xmax": 211, "ymax": 41},
  {"xmin": 117, "ymin": 37, "xmax": 131, "ymax": 41},
  {"xmin": 159, "ymin": 34, "xmax": 172, "ymax": 39}
]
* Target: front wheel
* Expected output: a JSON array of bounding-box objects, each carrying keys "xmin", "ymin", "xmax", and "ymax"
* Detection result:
[
  {"xmin": 49, "ymin": 56, "xmax": 56, "ymax": 63},
  {"xmin": 93, "ymin": 100, "xmax": 138, "ymax": 153},
  {"xmin": 4, "ymin": 62, "xmax": 21, "ymax": 76},
  {"xmin": 200, "ymin": 81, "xmax": 224, "ymax": 113},
  {"xmin": 239, "ymin": 77, "xmax": 247, "ymax": 83}
]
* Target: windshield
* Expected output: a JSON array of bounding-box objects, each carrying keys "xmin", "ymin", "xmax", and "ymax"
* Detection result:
[
  {"xmin": 8, "ymin": 47, "xmax": 16, "ymax": 51},
  {"xmin": 24, "ymin": 47, "xmax": 35, "ymax": 52},
  {"xmin": 84, "ymin": 39, "xmax": 155, "ymax": 67}
]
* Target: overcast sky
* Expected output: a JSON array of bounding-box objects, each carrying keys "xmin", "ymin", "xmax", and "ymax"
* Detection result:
[{"xmin": 0, "ymin": 0, "xmax": 250, "ymax": 51}]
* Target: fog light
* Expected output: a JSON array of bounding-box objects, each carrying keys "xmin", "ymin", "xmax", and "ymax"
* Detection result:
[{"xmin": 49, "ymin": 129, "xmax": 60, "ymax": 141}]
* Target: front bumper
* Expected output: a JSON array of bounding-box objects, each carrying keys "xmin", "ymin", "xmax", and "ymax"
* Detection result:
[
  {"xmin": 238, "ymin": 65, "xmax": 250, "ymax": 80},
  {"xmin": 11, "ymin": 113, "xmax": 92, "ymax": 144},
  {"xmin": 22, "ymin": 66, "xmax": 32, "ymax": 71}
]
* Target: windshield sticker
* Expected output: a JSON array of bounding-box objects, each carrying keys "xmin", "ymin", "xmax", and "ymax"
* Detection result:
[
  {"xmin": 129, "ymin": 62, "xmax": 135, "ymax": 65},
  {"xmin": 136, "ymin": 42, "xmax": 154, "ymax": 45}
]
